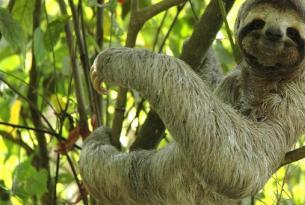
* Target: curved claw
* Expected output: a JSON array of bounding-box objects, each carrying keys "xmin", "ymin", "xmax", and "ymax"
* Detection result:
[
  {"xmin": 93, "ymin": 76, "xmax": 108, "ymax": 95},
  {"xmin": 91, "ymin": 66, "xmax": 108, "ymax": 95}
]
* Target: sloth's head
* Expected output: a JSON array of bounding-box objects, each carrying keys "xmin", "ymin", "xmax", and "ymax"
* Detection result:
[{"xmin": 236, "ymin": 0, "xmax": 305, "ymax": 77}]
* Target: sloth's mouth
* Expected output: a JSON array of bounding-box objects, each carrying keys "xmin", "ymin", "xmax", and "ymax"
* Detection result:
[
  {"xmin": 244, "ymin": 50, "xmax": 303, "ymax": 79},
  {"xmin": 261, "ymin": 39, "xmax": 284, "ymax": 51},
  {"xmin": 244, "ymin": 52, "xmax": 282, "ymax": 70}
]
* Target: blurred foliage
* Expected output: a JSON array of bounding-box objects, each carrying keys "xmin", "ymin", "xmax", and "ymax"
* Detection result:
[{"xmin": 0, "ymin": 0, "xmax": 304, "ymax": 204}]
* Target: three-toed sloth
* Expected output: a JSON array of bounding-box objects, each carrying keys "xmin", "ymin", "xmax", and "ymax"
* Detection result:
[{"xmin": 79, "ymin": 0, "xmax": 305, "ymax": 204}]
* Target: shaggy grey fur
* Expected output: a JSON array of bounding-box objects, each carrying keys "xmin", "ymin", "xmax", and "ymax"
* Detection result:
[
  {"xmin": 196, "ymin": 48, "xmax": 223, "ymax": 90},
  {"xmin": 79, "ymin": 0, "xmax": 305, "ymax": 204}
]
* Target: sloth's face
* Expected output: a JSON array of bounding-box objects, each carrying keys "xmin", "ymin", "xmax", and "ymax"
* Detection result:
[{"xmin": 238, "ymin": 3, "xmax": 305, "ymax": 75}]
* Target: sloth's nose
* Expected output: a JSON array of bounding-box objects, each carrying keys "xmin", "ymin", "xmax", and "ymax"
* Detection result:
[{"xmin": 265, "ymin": 27, "xmax": 283, "ymax": 41}]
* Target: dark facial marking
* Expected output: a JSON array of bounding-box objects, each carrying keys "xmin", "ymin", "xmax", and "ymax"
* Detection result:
[
  {"xmin": 239, "ymin": 19, "xmax": 265, "ymax": 40},
  {"xmin": 286, "ymin": 28, "xmax": 305, "ymax": 62},
  {"xmin": 287, "ymin": 27, "xmax": 302, "ymax": 43}
]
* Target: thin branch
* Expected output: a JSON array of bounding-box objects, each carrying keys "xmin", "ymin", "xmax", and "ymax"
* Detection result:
[
  {"xmin": 43, "ymin": 1, "xmax": 63, "ymax": 115},
  {"xmin": 67, "ymin": 0, "xmax": 102, "ymax": 129},
  {"xmin": 52, "ymin": 154, "xmax": 60, "ymax": 205},
  {"xmin": 111, "ymin": 0, "xmax": 140, "ymax": 148},
  {"xmin": 139, "ymin": 0, "xmax": 186, "ymax": 24},
  {"xmin": 96, "ymin": 0, "xmax": 104, "ymax": 49},
  {"xmin": 188, "ymin": 0, "xmax": 198, "ymax": 20},
  {"xmin": 216, "ymin": 0, "xmax": 240, "ymax": 62},
  {"xmin": 152, "ymin": 10, "xmax": 169, "ymax": 51},
  {"xmin": 158, "ymin": 2, "xmax": 186, "ymax": 53},
  {"xmin": 78, "ymin": 0, "xmax": 102, "ymax": 126},
  {"xmin": 0, "ymin": 121, "xmax": 57, "ymax": 136},
  {"xmin": 276, "ymin": 166, "xmax": 290, "ymax": 204},
  {"xmin": 65, "ymin": 154, "xmax": 88, "ymax": 205},
  {"xmin": 7, "ymin": 0, "xmax": 15, "ymax": 12},
  {"xmin": 95, "ymin": 0, "xmax": 105, "ymax": 128},
  {"xmin": 0, "ymin": 130, "xmax": 34, "ymax": 155},
  {"xmin": 67, "ymin": 0, "xmax": 90, "ymax": 87},
  {"xmin": 28, "ymin": 3, "xmax": 52, "ymax": 203},
  {"xmin": 281, "ymin": 146, "xmax": 305, "ymax": 167},
  {"xmin": 0, "ymin": 121, "xmax": 81, "ymax": 150}
]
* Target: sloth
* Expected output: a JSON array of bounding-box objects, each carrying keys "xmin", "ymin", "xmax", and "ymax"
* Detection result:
[{"xmin": 79, "ymin": 0, "xmax": 305, "ymax": 204}]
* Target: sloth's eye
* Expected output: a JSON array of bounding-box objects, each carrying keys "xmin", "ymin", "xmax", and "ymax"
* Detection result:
[
  {"xmin": 287, "ymin": 27, "xmax": 300, "ymax": 40},
  {"xmin": 251, "ymin": 19, "xmax": 265, "ymax": 30}
]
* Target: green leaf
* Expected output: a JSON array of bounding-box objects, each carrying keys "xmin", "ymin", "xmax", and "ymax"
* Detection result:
[
  {"xmin": 0, "ymin": 8, "xmax": 25, "ymax": 49},
  {"xmin": 33, "ymin": 28, "xmax": 47, "ymax": 64},
  {"xmin": 27, "ymin": 169, "xmax": 48, "ymax": 197},
  {"xmin": 12, "ymin": 0, "xmax": 34, "ymax": 35},
  {"xmin": 12, "ymin": 158, "xmax": 48, "ymax": 200},
  {"xmin": 44, "ymin": 16, "xmax": 70, "ymax": 51}
]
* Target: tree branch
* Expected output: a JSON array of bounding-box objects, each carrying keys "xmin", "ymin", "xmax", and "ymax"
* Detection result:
[
  {"xmin": 0, "ymin": 122, "xmax": 81, "ymax": 150},
  {"xmin": 28, "ymin": 1, "xmax": 52, "ymax": 203},
  {"xmin": 0, "ymin": 130, "xmax": 34, "ymax": 155},
  {"xmin": 65, "ymin": 153, "xmax": 88, "ymax": 205},
  {"xmin": 138, "ymin": 0, "xmax": 186, "ymax": 24},
  {"xmin": 7, "ymin": 0, "xmax": 15, "ymax": 12},
  {"xmin": 158, "ymin": 2, "xmax": 186, "ymax": 53},
  {"xmin": 78, "ymin": 0, "xmax": 102, "ymax": 126},
  {"xmin": 96, "ymin": 0, "xmax": 104, "ymax": 50},
  {"xmin": 0, "ymin": 121, "xmax": 56, "ymax": 136},
  {"xmin": 281, "ymin": 146, "xmax": 305, "ymax": 167},
  {"xmin": 180, "ymin": 0, "xmax": 235, "ymax": 70}
]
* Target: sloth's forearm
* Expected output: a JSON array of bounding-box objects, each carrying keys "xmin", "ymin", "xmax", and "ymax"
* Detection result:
[{"xmin": 92, "ymin": 48, "xmax": 287, "ymax": 197}]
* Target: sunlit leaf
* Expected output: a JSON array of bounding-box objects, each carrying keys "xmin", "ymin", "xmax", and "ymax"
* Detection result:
[
  {"xmin": 9, "ymin": 100, "xmax": 22, "ymax": 128},
  {"xmin": 0, "ymin": 8, "xmax": 25, "ymax": 49}
]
